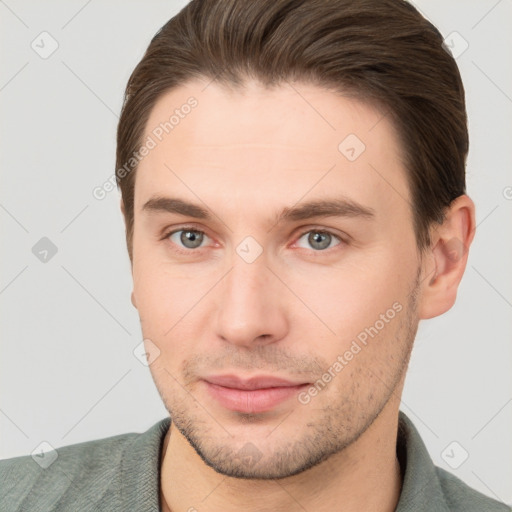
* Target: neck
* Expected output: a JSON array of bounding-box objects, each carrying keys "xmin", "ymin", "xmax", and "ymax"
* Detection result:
[{"xmin": 159, "ymin": 404, "xmax": 403, "ymax": 512}]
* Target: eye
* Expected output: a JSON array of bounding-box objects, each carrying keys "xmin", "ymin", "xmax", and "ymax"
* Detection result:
[
  {"xmin": 167, "ymin": 228, "xmax": 209, "ymax": 250},
  {"xmin": 163, "ymin": 226, "xmax": 344, "ymax": 254},
  {"xmin": 295, "ymin": 229, "xmax": 342, "ymax": 251}
]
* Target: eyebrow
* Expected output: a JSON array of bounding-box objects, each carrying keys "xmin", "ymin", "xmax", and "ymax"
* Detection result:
[{"xmin": 141, "ymin": 196, "xmax": 376, "ymax": 224}]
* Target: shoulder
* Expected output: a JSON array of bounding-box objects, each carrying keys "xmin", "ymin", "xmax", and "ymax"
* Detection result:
[
  {"xmin": 0, "ymin": 430, "xmax": 139, "ymax": 511},
  {"xmin": 396, "ymin": 411, "xmax": 510, "ymax": 512},
  {"xmin": 435, "ymin": 465, "xmax": 511, "ymax": 512}
]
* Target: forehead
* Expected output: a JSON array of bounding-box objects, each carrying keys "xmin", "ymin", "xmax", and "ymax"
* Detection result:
[{"xmin": 134, "ymin": 78, "xmax": 411, "ymax": 220}]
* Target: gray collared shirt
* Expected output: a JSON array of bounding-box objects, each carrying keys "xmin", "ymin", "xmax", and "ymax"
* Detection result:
[{"xmin": 1, "ymin": 411, "xmax": 509, "ymax": 511}]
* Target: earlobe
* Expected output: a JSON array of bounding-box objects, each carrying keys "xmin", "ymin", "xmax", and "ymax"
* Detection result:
[{"xmin": 418, "ymin": 194, "xmax": 476, "ymax": 320}]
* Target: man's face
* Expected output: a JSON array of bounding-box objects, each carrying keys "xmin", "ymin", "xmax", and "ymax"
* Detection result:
[{"xmin": 130, "ymin": 79, "xmax": 423, "ymax": 478}]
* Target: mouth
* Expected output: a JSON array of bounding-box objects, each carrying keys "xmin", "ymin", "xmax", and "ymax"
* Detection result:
[{"xmin": 202, "ymin": 374, "xmax": 311, "ymax": 414}]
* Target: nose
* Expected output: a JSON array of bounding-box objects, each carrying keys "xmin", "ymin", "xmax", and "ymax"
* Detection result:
[{"xmin": 214, "ymin": 252, "xmax": 289, "ymax": 348}]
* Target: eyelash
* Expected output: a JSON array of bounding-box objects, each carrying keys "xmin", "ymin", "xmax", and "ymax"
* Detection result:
[{"xmin": 161, "ymin": 225, "xmax": 346, "ymax": 256}]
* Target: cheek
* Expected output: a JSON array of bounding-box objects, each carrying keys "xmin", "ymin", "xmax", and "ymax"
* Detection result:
[
  {"xmin": 132, "ymin": 251, "xmax": 220, "ymax": 358},
  {"xmin": 134, "ymin": 269, "xmax": 192, "ymax": 336},
  {"xmin": 287, "ymin": 254, "xmax": 411, "ymax": 340},
  {"xmin": 279, "ymin": 258, "xmax": 416, "ymax": 385}
]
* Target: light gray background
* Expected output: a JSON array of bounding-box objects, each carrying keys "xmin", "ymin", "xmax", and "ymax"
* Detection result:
[{"xmin": 1, "ymin": 0, "xmax": 511, "ymax": 505}]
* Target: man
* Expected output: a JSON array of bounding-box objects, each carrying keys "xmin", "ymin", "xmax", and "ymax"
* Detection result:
[{"xmin": 1, "ymin": 0, "xmax": 509, "ymax": 511}]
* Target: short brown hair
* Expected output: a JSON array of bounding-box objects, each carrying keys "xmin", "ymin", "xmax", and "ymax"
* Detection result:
[{"xmin": 116, "ymin": 0, "xmax": 468, "ymax": 262}]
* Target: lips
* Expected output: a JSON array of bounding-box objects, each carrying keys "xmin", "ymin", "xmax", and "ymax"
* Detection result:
[
  {"xmin": 204, "ymin": 374, "xmax": 307, "ymax": 390},
  {"xmin": 202, "ymin": 374, "xmax": 310, "ymax": 413}
]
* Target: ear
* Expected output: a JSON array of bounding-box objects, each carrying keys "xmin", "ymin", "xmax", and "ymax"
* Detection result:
[
  {"xmin": 418, "ymin": 194, "xmax": 476, "ymax": 319},
  {"xmin": 120, "ymin": 197, "xmax": 137, "ymax": 308}
]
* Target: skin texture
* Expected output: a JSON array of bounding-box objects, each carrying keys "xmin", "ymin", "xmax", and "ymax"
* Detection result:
[{"xmin": 123, "ymin": 78, "xmax": 475, "ymax": 512}]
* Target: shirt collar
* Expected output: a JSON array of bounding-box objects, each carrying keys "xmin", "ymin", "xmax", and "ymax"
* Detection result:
[
  {"xmin": 120, "ymin": 416, "xmax": 170, "ymax": 511},
  {"xmin": 395, "ymin": 410, "xmax": 450, "ymax": 511}
]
